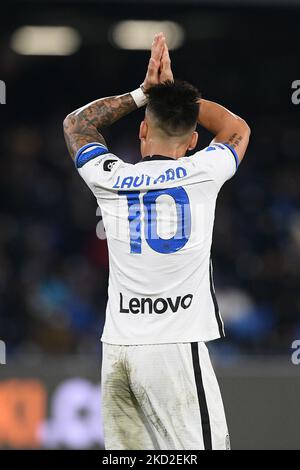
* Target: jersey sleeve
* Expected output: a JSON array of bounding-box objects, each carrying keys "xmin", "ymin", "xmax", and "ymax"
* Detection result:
[
  {"xmin": 75, "ymin": 142, "xmax": 123, "ymax": 196},
  {"xmin": 190, "ymin": 143, "xmax": 239, "ymax": 188}
]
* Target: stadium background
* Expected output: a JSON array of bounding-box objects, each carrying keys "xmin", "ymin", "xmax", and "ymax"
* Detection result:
[{"xmin": 0, "ymin": 0, "xmax": 300, "ymax": 450}]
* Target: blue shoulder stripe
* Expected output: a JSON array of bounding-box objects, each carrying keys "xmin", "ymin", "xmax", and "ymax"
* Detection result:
[
  {"xmin": 222, "ymin": 143, "xmax": 239, "ymax": 170},
  {"xmin": 75, "ymin": 142, "xmax": 108, "ymax": 169}
]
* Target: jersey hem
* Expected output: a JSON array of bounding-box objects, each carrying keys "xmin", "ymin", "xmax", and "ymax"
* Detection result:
[{"xmin": 100, "ymin": 332, "xmax": 224, "ymax": 345}]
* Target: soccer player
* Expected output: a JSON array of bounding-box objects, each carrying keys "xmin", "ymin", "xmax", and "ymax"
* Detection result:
[{"xmin": 63, "ymin": 33, "xmax": 250, "ymax": 450}]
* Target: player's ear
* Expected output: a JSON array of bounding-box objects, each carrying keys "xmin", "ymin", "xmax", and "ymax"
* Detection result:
[
  {"xmin": 139, "ymin": 120, "xmax": 148, "ymax": 140},
  {"xmin": 188, "ymin": 131, "xmax": 198, "ymax": 151}
]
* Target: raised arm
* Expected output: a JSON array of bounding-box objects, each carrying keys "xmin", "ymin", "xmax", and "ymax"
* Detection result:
[
  {"xmin": 63, "ymin": 94, "xmax": 137, "ymax": 160},
  {"xmin": 63, "ymin": 33, "xmax": 167, "ymax": 160},
  {"xmin": 197, "ymin": 99, "xmax": 251, "ymax": 163}
]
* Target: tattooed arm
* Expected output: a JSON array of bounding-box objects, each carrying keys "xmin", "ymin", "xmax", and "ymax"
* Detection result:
[
  {"xmin": 197, "ymin": 99, "xmax": 250, "ymax": 163},
  {"xmin": 63, "ymin": 94, "xmax": 137, "ymax": 160}
]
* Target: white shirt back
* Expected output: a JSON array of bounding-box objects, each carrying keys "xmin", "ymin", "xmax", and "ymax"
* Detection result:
[{"xmin": 76, "ymin": 142, "xmax": 238, "ymax": 344}]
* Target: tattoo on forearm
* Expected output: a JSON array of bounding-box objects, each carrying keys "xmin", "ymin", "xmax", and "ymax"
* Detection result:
[
  {"xmin": 63, "ymin": 93, "xmax": 137, "ymax": 159},
  {"xmin": 226, "ymin": 133, "xmax": 243, "ymax": 149}
]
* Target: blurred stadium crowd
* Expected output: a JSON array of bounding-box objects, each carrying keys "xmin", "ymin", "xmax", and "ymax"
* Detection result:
[{"xmin": 0, "ymin": 3, "xmax": 299, "ymax": 358}]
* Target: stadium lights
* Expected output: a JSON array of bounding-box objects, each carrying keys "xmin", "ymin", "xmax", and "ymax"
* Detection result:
[
  {"xmin": 11, "ymin": 26, "xmax": 81, "ymax": 56},
  {"xmin": 111, "ymin": 21, "xmax": 184, "ymax": 50}
]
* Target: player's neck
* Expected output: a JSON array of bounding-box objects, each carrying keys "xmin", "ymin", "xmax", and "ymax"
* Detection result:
[{"xmin": 141, "ymin": 140, "xmax": 187, "ymax": 160}]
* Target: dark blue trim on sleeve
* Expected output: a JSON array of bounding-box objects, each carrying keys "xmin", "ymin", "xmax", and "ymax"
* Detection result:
[
  {"xmin": 75, "ymin": 142, "xmax": 108, "ymax": 169},
  {"xmin": 222, "ymin": 143, "xmax": 239, "ymax": 170}
]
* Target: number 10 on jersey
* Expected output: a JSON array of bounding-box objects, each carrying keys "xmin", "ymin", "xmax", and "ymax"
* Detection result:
[{"xmin": 119, "ymin": 187, "xmax": 191, "ymax": 255}]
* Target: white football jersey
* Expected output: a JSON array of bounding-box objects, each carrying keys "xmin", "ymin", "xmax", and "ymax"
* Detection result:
[{"xmin": 76, "ymin": 141, "xmax": 238, "ymax": 345}]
